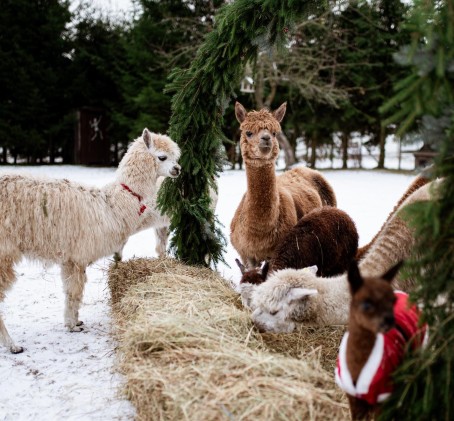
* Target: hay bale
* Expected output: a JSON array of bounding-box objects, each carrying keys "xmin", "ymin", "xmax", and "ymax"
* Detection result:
[{"xmin": 109, "ymin": 257, "xmax": 348, "ymax": 420}]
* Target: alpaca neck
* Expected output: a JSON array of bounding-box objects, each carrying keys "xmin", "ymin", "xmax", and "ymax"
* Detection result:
[
  {"xmin": 115, "ymin": 143, "xmax": 157, "ymax": 201},
  {"xmin": 315, "ymin": 275, "xmax": 351, "ymax": 325},
  {"xmin": 346, "ymin": 322, "xmax": 377, "ymax": 384},
  {"xmin": 244, "ymin": 161, "xmax": 279, "ymax": 219}
]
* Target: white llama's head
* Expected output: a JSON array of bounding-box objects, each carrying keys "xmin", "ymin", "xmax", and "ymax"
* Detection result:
[{"xmin": 141, "ymin": 128, "xmax": 181, "ymax": 178}]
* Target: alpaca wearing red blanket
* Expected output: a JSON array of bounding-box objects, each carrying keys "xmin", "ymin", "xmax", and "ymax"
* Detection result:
[{"xmin": 336, "ymin": 261, "xmax": 426, "ymax": 419}]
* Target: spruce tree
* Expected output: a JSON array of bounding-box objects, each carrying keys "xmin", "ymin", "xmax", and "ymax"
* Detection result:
[
  {"xmin": 379, "ymin": 1, "xmax": 454, "ymax": 419},
  {"xmin": 159, "ymin": 0, "xmax": 327, "ymax": 266},
  {"xmin": 0, "ymin": 0, "xmax": 72, "ymax": 163}
]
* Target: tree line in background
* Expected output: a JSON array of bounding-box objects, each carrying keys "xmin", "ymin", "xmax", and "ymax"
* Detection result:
[{"xmin": 0, "ymin": 0, "xmax": 424, "ymax": 167}]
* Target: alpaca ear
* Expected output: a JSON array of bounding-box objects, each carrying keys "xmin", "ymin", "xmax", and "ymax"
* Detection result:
[
  {"xmin": 381, "ymin": 261, "xmax": 403, "ymax": 283},
  {"xmin": 142, "ymin": 128, "xmax": 152, "ymax": 148},
  {"xmin": 303, "ymin": 265, "xmax": 318, "ymax": 275},
  {"xmin": 235, "ymin": 258, "xmax": 246, "ymax": 275},
  {"xmin": 288, "ymin": 287, "xmax": 318, "ymax": 303},
  {"xmin": 273, "ymin": 102, "xmax": 287, "ymax": 123},
  {"xmin": 235, "ymin": 102, "xmax": 247, "ymax": 123},
  {"xmin": 347, "ymin": 259, "xmax": 363, "ymax": 294},
  {"xmin": 261, "ymin": 261, "xmax": 270, "ymax": 280}
]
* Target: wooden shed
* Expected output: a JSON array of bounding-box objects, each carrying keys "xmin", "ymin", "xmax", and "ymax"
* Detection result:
[
  {"xmin": 74, "ymin": 107, "xmax": 110, "ymax": 165},
  {"xmin": 413, "ymin": 143, "xmax": 437, "ymax": 169}
]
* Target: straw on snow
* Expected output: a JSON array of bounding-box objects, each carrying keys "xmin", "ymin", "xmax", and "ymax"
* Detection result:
[{"xmin": 108, "ymin": 257, "xmax": 348, "ymax": 420}]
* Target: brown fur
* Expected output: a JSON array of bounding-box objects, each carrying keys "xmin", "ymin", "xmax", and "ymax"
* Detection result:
[
  {"xmin": 230, "ymin": 102, "xmax": 337, "ymax": 267},
  {"xmin": 239, "ymin": 207, "xmax": 358, "ymax": 284},
  {"xmin": 345, "ymin": 261, "xmax": 401, "ymax": 420},
  {"xmin": 356, "ymin": 175, "xmax": 429, "ymax": 260}
]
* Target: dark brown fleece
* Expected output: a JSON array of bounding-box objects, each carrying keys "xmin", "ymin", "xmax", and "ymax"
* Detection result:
[{"xmin": 269, "ymin": 206, "xmax": 359, "ymax": 277}]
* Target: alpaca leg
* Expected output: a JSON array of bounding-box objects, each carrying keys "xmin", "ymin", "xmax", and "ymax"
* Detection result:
[
  {"xmin": 61, "ymin": 262, "xmax": 87, "ymax": 332},
  {"xmin": 155, "ymin": 227, "xmax": 169, "ymax": 257},
  {"xmin": 0, "ymin": 258, "xmax": 23, "ymax": 354},
  {"xmin": 113, "ymin": 241, "xmax": 126, "ymax": 262}
]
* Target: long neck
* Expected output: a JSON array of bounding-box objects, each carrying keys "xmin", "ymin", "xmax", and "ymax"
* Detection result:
[
  {"xmin": 359, "ymin": 216, "xmax": 414, "ymax": 280},
  {"xmin": 358, "ymin": 181, "xmax": 434, "ymax": 280},
  {"xmin": 244, "ymin": 161, "xmax": 279, "ymax": 220},
  {"xmin": 116, "ymin": 147, "xmax": 157, "ymax": 201},
  {"xmin": 346, "ymin": 321, "xmax": 377, "ymax": 384}
]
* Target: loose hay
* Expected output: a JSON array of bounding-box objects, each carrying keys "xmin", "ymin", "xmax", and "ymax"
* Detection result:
[{"xmin": 109, "ymin": 257, "xmax": 348, "ymax": 420}]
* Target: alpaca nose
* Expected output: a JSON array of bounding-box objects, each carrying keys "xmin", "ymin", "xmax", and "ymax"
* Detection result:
[
  {"xmin": 259, "ymin": 135, "xmax": 272, "ymax": 150},
  {"xmin": 170, "ymin": 164, "xmax": 181, "ymax": 177}
]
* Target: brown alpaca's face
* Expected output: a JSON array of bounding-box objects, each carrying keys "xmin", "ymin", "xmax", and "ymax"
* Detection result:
[
  {"xmin": 350, "ymin": 278, "xmax": 397, "ymax": 334},
  {"xmin": 347, "ymin": 261, "xmax": 402, "ymax": 334},
  {"xmin": 235, "ymin": 102, "xmax": 286, "ymax": 163}
]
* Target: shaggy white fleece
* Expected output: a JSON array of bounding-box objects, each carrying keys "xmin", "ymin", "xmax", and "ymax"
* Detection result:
[{"xmin": 0, "ymin": 129, "xmax": 180, "ymax": 354}]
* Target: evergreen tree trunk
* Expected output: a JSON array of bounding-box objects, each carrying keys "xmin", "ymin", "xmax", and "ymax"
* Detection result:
[
  {"xmin": 309, "ymin": 133, "xmax": 318, "ymax": 168},
  {"xmin": 377, "ymin": 123, "xmax": 386, "ymax": 169},
  {"xmin": 341, "ymin": 131, "xmax": 349, "ymax": 169},
  {"xmin": 330, "ymin": 142, "xmax": 334, "ymax": 168},
  {"xmin": 49, "ymin": 138, "xmax": 55, "ymax": 164}
]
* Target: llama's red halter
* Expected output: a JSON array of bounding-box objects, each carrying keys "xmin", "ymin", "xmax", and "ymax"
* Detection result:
[{"xmin": 121, "ymin": 183, "xmax": 147, "ymax": 216}]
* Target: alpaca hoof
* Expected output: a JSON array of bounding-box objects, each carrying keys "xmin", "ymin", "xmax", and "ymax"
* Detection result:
[
  {"xmin": 113, "ymin": 252, "xmax": 122, "ymax": 262},
  {"xmin": 65, "ymin": 320, "xmax": 84, "ymax": 332},
  {"xmin": 10, "ymin": 345, "xmax": 24, "ymax": 354},
  {"xmin": 69, "ymin": 326, "xmax": 84, "ymax": 332}
]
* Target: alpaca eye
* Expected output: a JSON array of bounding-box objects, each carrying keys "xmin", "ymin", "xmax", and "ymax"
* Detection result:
[
  {"xmin": 270, "ymin": 310, "xmax": 279, "ymax": 316},
  {"xmin": 360, "ymin": 300, "xmax": 374, "ymax": 312},
  {"xmin": 158, "ymin": 156, "xmax": 167, "ymax": 161},
  {"xmin": 272, "ymin": 132, "xmax": 276, "ymax": 136},
  {"xmin": 245, "ymin": 131, "xmax": 253, "ymax": 137}
]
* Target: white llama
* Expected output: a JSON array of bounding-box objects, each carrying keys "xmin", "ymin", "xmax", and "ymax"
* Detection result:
[{"xmin": 0, "ymin": 128, "xmax": 180, "ymax": 353}]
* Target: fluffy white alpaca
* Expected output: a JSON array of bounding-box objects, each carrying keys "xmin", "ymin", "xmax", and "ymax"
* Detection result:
[
  {"xmin": 0, "ymin": 128, "xmax": 180, "ymax": 354},
  {"xmin": 249, "ymin": 179, "xmax": 442, "ymax": 333}
]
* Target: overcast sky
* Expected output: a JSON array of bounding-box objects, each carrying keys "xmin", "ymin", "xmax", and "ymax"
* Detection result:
[{"xmin": 71, "ymin": 0, "xmax": 136, "ymax": 19}]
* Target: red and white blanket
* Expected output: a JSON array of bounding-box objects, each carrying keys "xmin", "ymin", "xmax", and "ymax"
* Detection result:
[{"xmin": 335, "ymin": 291, "xmax": 426, "ymax": 405}]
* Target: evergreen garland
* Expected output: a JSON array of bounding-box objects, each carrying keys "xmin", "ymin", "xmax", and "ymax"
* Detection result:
[
  {"xmin": 158, "ymin": 0, "xmax": 326, "ymax": 266},
  {"xmin": 379, "ymin": 1, "xmax": 454, "ymax": 419}
]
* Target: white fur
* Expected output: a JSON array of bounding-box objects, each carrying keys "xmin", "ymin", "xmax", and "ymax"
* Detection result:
[
  {"xmin": 0, "ymin": 128, "xmax": 180, "ymax": 354},
  {"xmin": 249, "ymin": 179, "xmax": 442, "ymax": 333}
]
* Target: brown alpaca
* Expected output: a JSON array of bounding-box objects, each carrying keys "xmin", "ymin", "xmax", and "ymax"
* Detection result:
[
  {"xmin": 356, "ymin": 174, "xmax": 429, "ymax": 260},
  {"xmin": 230, "ymin": 102, "xmax": 337, "ymax": 268},
  {"xmin": 336, "ymin": 260, "xmax": 425, "ymax": 420},
  {"xmin": 237, "ymin": 206, "xmax": 358, "ymax": 284}
]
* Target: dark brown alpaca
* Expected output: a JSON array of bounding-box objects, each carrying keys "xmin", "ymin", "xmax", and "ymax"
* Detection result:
[
  {"xmin": 237, "ymin": 207, "xmax": 359, "ymax": 285},
  {"xmin": 336, "ymin": 260, "xmax": 425, "ymax": 420},
  {"xmin": 230, "ymin": 102, "xmax": 337, "ymax": 269}
]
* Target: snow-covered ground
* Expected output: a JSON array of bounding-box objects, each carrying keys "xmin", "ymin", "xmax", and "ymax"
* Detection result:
[{"xmin": 0, "ymin": 157, "xmax": 418, "ymax": 420}]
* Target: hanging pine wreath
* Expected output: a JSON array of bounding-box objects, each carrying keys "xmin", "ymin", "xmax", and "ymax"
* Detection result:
[{"xmin": 158, "ymin": 0, "xmax": 326, "ymax": 266}]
